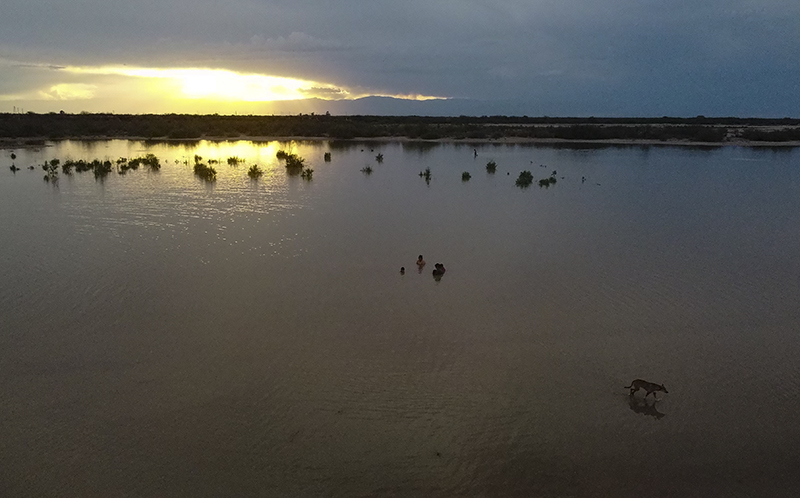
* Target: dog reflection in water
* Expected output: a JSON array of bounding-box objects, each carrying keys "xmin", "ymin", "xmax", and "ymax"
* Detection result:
[{"xmin": 627, "ymin": 395, "xmax": 666, "ymax": 420}]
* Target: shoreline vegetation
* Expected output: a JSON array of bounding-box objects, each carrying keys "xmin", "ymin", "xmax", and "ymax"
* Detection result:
[{"xmin": 1, "ymin": 113, "xmax": 800, "ymax": 147}]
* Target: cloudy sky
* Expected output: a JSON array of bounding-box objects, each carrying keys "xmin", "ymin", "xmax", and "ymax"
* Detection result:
[{"xmin": 1, "ymin": 0, "xmax": 798, "ymax": 116}]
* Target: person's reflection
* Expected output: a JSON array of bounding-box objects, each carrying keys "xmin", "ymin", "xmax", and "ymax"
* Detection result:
[
  {"xmin": 627, "ymin": 395, "xmax": 666, "ymax": 420},
  {"xmin": 432, "ymin": 263, "xmax": 446, "ymax": 281}
]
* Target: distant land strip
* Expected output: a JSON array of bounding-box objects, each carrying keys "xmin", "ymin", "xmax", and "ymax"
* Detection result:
[{"xmin": 1, "ymin": 113, "xmax": 799, "ymax": 145}]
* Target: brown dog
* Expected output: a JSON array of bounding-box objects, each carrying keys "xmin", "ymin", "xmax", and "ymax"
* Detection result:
[{"xmin": 625, "ymin": 379, "xmax": 668, "ymax": 398}]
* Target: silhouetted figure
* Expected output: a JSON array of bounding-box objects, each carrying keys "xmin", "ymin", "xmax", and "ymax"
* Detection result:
[
  {"xmin": 473, "ymin": 149, "xmax": 478, "ymax": 158},
  {"xmin": 416, "ymin": 255, "xmax": 426, "ymax": 273},
  {"xmin": 400, "ymin": 267, "xmax": 405, "ymax": 275},
  {"xmin": 432, "ymin": 263, "xmax": 446, "ymax": 281}
]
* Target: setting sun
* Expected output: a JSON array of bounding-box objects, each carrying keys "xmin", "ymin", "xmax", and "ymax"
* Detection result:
[{"xmin": 65, "ymin": 65, "xmax": 348, "ymax": 102}]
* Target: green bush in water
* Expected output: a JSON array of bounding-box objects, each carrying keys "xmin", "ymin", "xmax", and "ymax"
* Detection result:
[
  {"xmin": 538, "ymin": 177, "xmax": 557, "ymax": 187},
  {"xmin": 515, "ymin": 170, "xmax": 534, "ymax": 187},
  {"xmin": 247, "ymin": 164, "xmax": 263, "ymax": 179},
  {"xmin": 194, "ymin": 162, "xmax": 217, "ymax": 181}
]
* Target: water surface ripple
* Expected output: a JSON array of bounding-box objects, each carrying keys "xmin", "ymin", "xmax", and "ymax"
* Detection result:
[{"xmin": 1, "ymin": 140, "xmax": 800, "ymax": 497}]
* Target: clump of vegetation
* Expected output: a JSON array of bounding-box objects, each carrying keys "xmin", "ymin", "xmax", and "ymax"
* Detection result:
[
  {"xmin": 126, "ymin": 154, "xmax": 160, "ymax": 172},
  {"xmin": 486, "ymin": 160, "xmax": 497, "ymax": 173},
  {"xmin": 324, "ymin": 152, "xmax": 331, "ymax": 162},
  {"xmin": 285, "ymin": 155, "xmax": 305, "ymax": 169},
  {"xmin": 143, "ymin": 153, "xmax": 160, "ymax": 171},
  {"xmin": 276, "ymin": 150, "xmax": 306, "ymax": 173},
  {"xmin": 94, "ymin": 160, "xmax": 113, "ymax": 179},
  {"xmin": 515, "ymin": 170, "xmax": 534, "ymax": 187},
  {"xmin": 361, "ymin": 165, "xmax": 373, "ymax": 175},
  {"xmin": 193, "ymin": 162, "xmax": 217, "ymax": 181},
  {"xmin": 419, "ymin": 167, "xmax": 432, "ymax": 182},
  {"xmin": 10, "ymin": 165, "xmax": 19, "ymax": 173},
  {"xmin": 193, "ymin": 155, "xmax": 216, "ymax": 181},
  {"xmin": 300, "ymin": 168, "xmax": 314, "ymax": 180},
  {"xmin": 539, "ymin": 177, "xmax": 557, "ymax": 187},
  {"xmin": 247, "ymin": 164, "xmax": 263, "ymax": 179},
  {"xmin": 11, "ymin": 153, "xmax": 17, "ymax": 160},
  {"xmin": 227, "ymin": 156, "xmax": 244, "ymax": 166},
  {"xmin": 375, "ymin": 153, "xmax": 384, "ymax": 163},
  {"xmin": 116, "ymin": 157, "xmax": 129, "ymax": 174},
  {"xmin": 462, "ymin": 171, "xmax": 471, "ymax": 181},
  {"xmin": 42, "ymin": 159, "xmax": 59, "ymax": 182}
]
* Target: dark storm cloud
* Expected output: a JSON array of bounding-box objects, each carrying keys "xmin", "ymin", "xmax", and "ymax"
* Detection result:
[{"xmin": 1, "ymin": 0, "xmax": 798, "ymax": 115}]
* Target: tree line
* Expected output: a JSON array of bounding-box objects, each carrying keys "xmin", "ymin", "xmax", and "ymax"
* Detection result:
[{"xmin": 1, "ymin": 112, "xmax": 798, "ymax": 143}]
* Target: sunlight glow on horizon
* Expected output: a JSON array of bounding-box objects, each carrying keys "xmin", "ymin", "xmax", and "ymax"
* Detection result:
[{"xmin": 62, "ymin": 65, "xmax": 446, "ymax": 103}]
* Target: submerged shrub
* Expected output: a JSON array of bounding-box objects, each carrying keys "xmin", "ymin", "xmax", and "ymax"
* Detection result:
[
  {"xmin": 227, "ymin": 156, "xmax": 244, "ymax": 166},
  {"xmin": 128, "ymin": 153, "xmax": 160, "ymax": 171},
  {"xmin": 42, "ymin": 160, "xmax": 59, "ymax": 182},
  {"xmin": 94, "ymin": 160, "xmax": 113, "ymax": 179},
  {"xmin": 247, "ymin": 164, "xmax": 263, "ymax": 179},
  {"xmin": 324, "ymin": 152, "xmax": 331, "ymax": 162},
  {"xmin": 375, "ymin": 153, "xmax": 384, "ymax": 163},
  {"xmin": 515, "ymin": 170, "xmax": 534, "ymax": 187},
  {"xmin": 300, "ymin": 167, "xmax": 313, "ymax": 180},
  {"xmin": 462, "ymin": 171, "xmax": 471, "ymax": 181},
  {"xmin": 361, "ymin": 165, "xmax": 373, "ymax": 174},
  {"xmin": 538, "ymin": 177, "xmax": 557, "ymax": 187},
  {"xmin": 194, "ymin": 162, "xmax": 217, "ymax": 181},
  {"xmin": 285, "ymin": 155, "xmax": 305, "ymax": 169},
  {"xmin": 276, "ymin": 150, "xmax": 306, "ymax": 172},
  {"xmin": 486, "ymin": 160, "xmax": 497, "ymax": 173}
]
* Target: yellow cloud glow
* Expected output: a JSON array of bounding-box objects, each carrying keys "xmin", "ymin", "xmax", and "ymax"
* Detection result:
[
  {"xmin": 40, "ymin": 83, "xmax": 97, "ymax": 100},
  {"xmin": 62, "ymin": 65, "xmax": 445, "ymax": 103}
]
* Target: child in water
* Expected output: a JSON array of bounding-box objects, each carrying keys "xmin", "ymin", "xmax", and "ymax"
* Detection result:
[{"xmin": 416, "ymin": 255, "xmax": 426, "ymax": 269}]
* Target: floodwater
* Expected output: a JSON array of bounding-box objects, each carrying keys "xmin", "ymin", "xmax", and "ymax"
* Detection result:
[{"xmin": 1, "ymin": 140, "xmax": 799, "ymax": 497}]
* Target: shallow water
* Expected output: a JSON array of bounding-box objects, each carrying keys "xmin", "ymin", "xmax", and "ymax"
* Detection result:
[{"xmin": 2, "ymin": 140, "xmax": 800, "ymax": 497}]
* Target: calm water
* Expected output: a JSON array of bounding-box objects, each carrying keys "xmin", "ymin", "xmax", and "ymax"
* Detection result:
[{"xmin": 1, "ymin": 140, "xmax": 799, "ymax": 497}]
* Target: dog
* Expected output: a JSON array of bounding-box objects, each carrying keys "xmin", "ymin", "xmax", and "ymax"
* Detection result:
[{"xmin": 625, "ymin": 379, "xmax": 668, "ymax": 398}]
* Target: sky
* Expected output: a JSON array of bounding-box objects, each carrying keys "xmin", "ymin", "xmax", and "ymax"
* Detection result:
[{"xmin": 1, "ymin": 0, "xmax": 798, "ymax": 117}]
